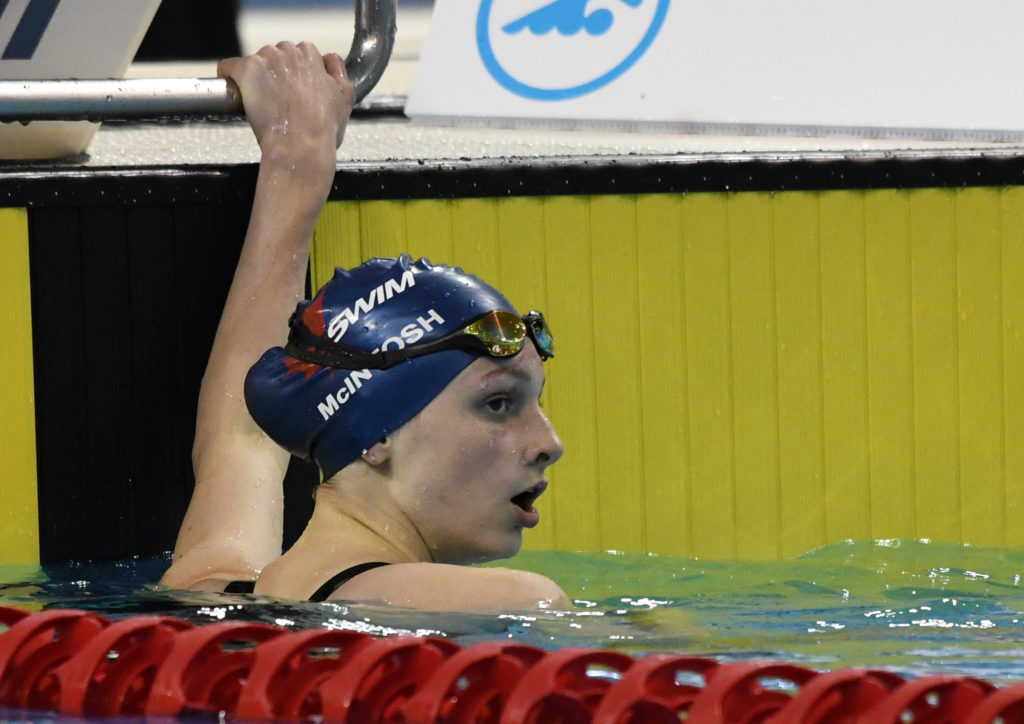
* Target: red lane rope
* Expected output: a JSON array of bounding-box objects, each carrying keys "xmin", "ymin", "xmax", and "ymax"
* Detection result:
[{"xmin": 3, "ymin": 603, "xmax": 1024, "ymax": 723}]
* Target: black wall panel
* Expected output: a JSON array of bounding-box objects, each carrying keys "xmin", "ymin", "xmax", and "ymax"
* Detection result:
[{"xmin": 23, "ymin": 171, "xmax": 317, "ymax": 563}]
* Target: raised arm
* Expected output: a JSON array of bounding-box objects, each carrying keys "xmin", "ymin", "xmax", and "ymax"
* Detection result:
[{"xmin": 162, "ymin": 42, "xmax": 354, "ymax": 591}]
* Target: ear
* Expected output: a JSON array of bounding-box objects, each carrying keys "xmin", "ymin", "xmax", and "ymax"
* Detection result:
[{"xmin": 360, "ymin": 437, "xmax": 391, "ymax": 466}]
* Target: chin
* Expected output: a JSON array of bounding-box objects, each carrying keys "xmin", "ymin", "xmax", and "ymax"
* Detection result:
[
  {"xmin": 454, "ymin": 535, "xmax": 523, "ymax": 565},
  {"xmin": 489, "ymin": 535, "xmax": 524, "ymax": 562}
]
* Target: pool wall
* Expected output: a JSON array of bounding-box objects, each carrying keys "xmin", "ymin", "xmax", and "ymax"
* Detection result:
[
  {"xmin": 2, "ymin": 152, "xmax": 1023, "ymax": 563},
  {"xmin": 309, "ymin": 187, "xmax": 1024, "ymax": 560},
  {"xmin": 0, "ymin": 168, "xmax": 321, "ymax": 565}
]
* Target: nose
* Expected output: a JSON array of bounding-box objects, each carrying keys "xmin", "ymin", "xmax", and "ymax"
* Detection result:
[{"xmin": 525, "ymin": 406, "xmax": 564, "ymax": 469}]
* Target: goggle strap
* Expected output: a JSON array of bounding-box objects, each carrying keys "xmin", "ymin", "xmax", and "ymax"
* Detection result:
[
  {"xmin": 285, "ymin": 313, "xmax": 382, "ymax": 369},
  {"xmin": 286, "ymin": 321, "xmax": 486, "ymax": 371},
  {"xmin": 285, "ymin": 310, "xmax": 551, "ymax": 370}
]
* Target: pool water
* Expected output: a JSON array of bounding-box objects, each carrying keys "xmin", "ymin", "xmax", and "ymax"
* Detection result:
[
  {"xmin": 3, "ymin": 539, "xmax": 1024, "ymax": 689},
  {"xmin": 4, "ymin": 539, "xmax": 1024, "ymax": 723}
]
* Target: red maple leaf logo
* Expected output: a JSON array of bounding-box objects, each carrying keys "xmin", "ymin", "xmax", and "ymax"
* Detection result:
[
  {"xmin": 283, "ymin": 294, "xmax": 332, "ymax": 380},
  {"xmin": 303, "ymin": 294, "xmax": 327, "ymax": 335},
  {"xmin": 283, "ymin": 356, "xmax": 323, "ymax": 380}
]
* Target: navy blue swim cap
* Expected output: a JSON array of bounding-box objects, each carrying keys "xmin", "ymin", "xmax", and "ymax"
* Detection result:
[{"xmin": 244, "ymin": 255, "xmax": 517, "ymax": 479}]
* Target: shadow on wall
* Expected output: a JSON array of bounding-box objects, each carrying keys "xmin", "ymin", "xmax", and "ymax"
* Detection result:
[{"xmin": 135, "ymin": 0, "xmax": 241, "ymax": 61}]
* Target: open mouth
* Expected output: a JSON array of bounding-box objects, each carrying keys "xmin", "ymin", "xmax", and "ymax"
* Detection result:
[{"xmin": 511, "ymin": 481, "xmax": 547, "ymax": 512}]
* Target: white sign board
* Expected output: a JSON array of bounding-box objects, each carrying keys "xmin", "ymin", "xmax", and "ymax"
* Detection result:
[
  {"xmin": 408, "ymin": 0, "xmax": 1024, "ymax": 139},
  {"xmin": 0, "ymin": 0, "xmax": 160, "ymax": 159}
]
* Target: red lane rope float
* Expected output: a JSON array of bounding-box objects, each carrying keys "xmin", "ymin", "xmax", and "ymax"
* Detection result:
[
  {"xmin": 763, "ymin": 668, "xmax": 906, "ymax": 723},
  {"xmin": 0, "ymin": 609, "xmax": 108, "ymax": 710},
  {"xmin": 590, "ymin": 654, "xmax": 718, "ymax": 724},
  {"xmin": 146, "ymin": 620, "xmax": 286, "ymax": 716},
  {"xmin": 963, "ymin": 681, "xmax": 1024, "ymax": 724},
  {"xmin": 6, "ymin": 603, "xmax": 1024, "ymax": 723},
  {"xmin": 317, "ymin": 635, "xmax": 459, "ymax": 723},
  {"xmin": 499, "ymin": 647, "xmax": 635, "ymax": 723},
  {"xmin": 686, "ymin": 662, "xmax": 819, "ymax": 724},
  {"xmin": 234, "ymin": 628, "xmax": 374, "ymax": 721},
  {"xmin": 853, "ymin": 675, "xmax": 995, "ymax": 724},
  {"xmin": 0, "ymin": 606, "xmax": 27, "ymax": 627},
  {"xmin": 53, "ymin": 614, "xmax": 194, "ymax": 716},
  {"xmin": 399, "ymin": 641, "xmax": 545, "ymax": 723}
]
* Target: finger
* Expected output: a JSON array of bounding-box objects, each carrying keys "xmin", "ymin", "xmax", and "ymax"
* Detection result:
[
  {"xmin": 297, "ymin": 40, "xmax": 322, "ymax": 61},
  {"xmin": 323, "ymin": 52, "xmax": 346, "ymax": 80},
  {"xmin": 217, "ymin": 54, "xmax": 263, "ymax": 97},
  {"xmin": 252, "ymin": 42, "xmax": 287, "ymax": 71},
  {"xmin": 216, "ymin": 56, "xmax": 242, "ymax": 80}
]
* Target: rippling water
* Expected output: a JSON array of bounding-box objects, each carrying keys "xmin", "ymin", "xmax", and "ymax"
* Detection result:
[{"xmin": 3, "ymin": 538, "xmax": 1024, "ymax": 697}]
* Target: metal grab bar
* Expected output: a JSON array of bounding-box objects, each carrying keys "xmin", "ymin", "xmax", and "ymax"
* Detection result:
[{"xmin": 0, "ymin": 0, "xmax": 396, "ymax": 122}]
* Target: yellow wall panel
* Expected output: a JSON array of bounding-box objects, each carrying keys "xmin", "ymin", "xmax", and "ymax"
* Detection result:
[
  {"xmin": 1003, "ymin": 187, "xmax": 1024, "ymax": 547},
  {"xmin": 773, "ymin": 192, "xmax": 826, "ymax": 557},
  {"xmin": 360, "ymin": 200, "xmax": 410, "ymax": 259},
  {"xmin": 727, "ymin": 193, "xmax": 780, "ymax": 559},
  {"xmin": 451, "ymin": 198, "xmax": 501, "ymax": 284},
  {"xmin": 403, "ymin": 198, "xmax": 455, "ymax": 262},
  {"xmin": 864, "ymin": 190, "xmax": 917, "ymax": 540},
  {"xmin": 495, "ymin": 197, "xmax": 548, "ymax": 317},
  {"xmin": 0, "ymin": 207, "xmax": 38, "ymax": 564},
  {"xmin": 312, "ymin": 201, "xmax": 363, "ymax": 274},
  {"xmin": 309, "ymin": 187, "xmax": 1024, "ymax": 559},
  {"xmin": 590, "ymin": 196, "xmax": 645, "ymax": 551},
  {"xmin": 635, "ymin": 195, "xmax": 690, "ymax": 555},
  {"xmin": 909, "ymin": 189, "xmax": 960, "ymax": 542},
  {"xmin": 955, "ymin": 189, "xmax": 1005, "ymax": 545},
  {"xmin": 681, "ymin": 194, "xmax": 736, "ymax": 558},
  {"xmin": 541, "ymin": 197, "xmax": 601, "ymax": 551},
  {"xmin": 818, "ymin": 192, "xmax": 871, "ymax": 542}
]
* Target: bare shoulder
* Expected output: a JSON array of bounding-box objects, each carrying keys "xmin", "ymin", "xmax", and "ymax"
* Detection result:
[
  {"xmin": 329, "ymin": 562, "xmax": 571, "ymax": 612},
  {"xmin": 160, "ymin": 540, "xmax": 264, "ymax": 592}
]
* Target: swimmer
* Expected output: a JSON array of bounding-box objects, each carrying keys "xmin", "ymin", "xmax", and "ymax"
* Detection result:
[{"xmin": 160, "ymin": 43, "xmax": 568, "ymax": 611}]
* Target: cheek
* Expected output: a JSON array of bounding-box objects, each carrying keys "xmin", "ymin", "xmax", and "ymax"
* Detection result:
[
  {"xmin": 394, "ymin": 413, "xmax": 519, "ymax": 505},
  {"xmin": 462, "ymin": 431, "xmax": 515, "ymax": 470},
  {"xmin": 440, "ymin": 440, "xmax": 500, "ymax": 489},
  {"xmin": 434, "ymin": 420, "xmax": 502, "ymax": 463},
  {"xmin": 423, "ymin": 436, "xmax": 510, "ymax": 503}
]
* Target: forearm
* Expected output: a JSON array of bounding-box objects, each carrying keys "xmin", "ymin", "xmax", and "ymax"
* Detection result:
[
  {"xmin": 167, "ymin": 43, "xmax": 353, "ymax": 589},
  {"xmin": 194, "ymin": 45, "xmax": 345, "ymax": 464},
  {"xmin": 217, "ymin": 142, "xmax": 335, "ymax": 345},
  {"xmin": 181, "ymin": 147, "xmax": 336, "ymax": 559},
  {"xmin": 193, "ymin": 143, "xmax": 335, "ymax": 460}
]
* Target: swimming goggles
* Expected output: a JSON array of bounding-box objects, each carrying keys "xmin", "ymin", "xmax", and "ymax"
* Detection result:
[{"xmin": 286, "ymin": 310, "xmax": 555, "ymax": 370}]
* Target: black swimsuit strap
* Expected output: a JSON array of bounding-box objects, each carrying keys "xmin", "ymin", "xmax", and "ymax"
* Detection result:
[
  {"xmin": 220, "ymin": 561, "xmax": 390, "ymax": 600},
  {"xmin": 309, "ymin": 561, "xmax": 391, "ymax": 602}
]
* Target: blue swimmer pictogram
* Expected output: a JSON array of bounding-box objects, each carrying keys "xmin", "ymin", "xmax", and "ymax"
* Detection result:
[
  {"xmin": 476, "ymin": 0, "xmax": 670, "ymax": 101},
  {"xmin": 501, "ymin": 0, "xmax": 643, "ymax": 38}
]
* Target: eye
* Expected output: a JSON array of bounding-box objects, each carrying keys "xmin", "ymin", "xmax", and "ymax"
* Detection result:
[{"xmin": 485, "ymin": 395, "xmax": 511, "ymax": 414}]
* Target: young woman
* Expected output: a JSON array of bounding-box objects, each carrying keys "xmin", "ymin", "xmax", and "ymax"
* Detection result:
[{"xmin": 160, "ymin": 43, "xmax": 568, "ymax": 611}]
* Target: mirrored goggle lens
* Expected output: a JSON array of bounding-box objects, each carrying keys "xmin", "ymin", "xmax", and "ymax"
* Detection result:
[
  {"xmin": 522, "ymin": 311, "xmax": 554, "ymax": 360},
  {"xmin": 532, "ymin": 324, "xmax": 554, "ymax": 358},
  {"xmin": 464, "ymin": 310, "xmax": 527, "ymax": 357}
]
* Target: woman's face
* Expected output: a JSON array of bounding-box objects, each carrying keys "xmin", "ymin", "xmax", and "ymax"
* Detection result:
[{"xmin": 386, "ymin": 345, "xmax": 563, "ymax": 564}]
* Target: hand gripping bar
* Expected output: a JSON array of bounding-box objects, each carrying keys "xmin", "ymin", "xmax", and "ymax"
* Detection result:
[{"xmin": 0, "ymin": 0, "xmax": 396, "ymax": 122}]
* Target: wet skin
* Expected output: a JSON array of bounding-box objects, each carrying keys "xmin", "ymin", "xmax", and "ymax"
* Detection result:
[{"xmin": 384, "ymin": 344, "xmax": 564, "ymax": 565}]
